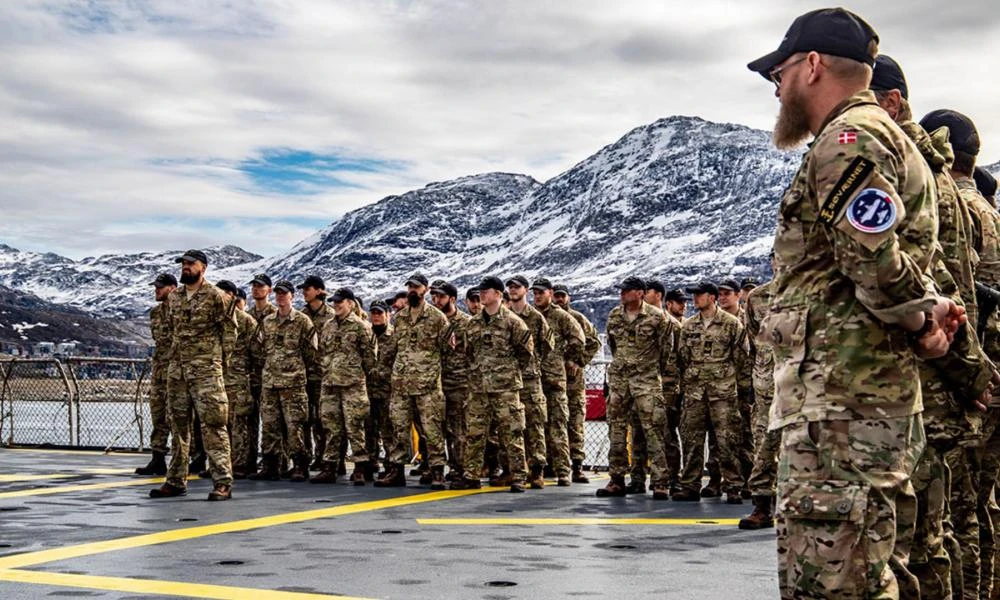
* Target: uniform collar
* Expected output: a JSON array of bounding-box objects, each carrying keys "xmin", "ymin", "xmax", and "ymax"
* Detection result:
[{"xmin": 813, "ymin": 90, "xmax": 880, "ymax": 144}]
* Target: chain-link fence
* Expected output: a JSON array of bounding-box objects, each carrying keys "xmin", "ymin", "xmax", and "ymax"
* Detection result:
[
  {"xmin": 0, "ymin": 357, "xmax": 150, "ymax": 451},
  {"xmin": 582, "ymin": 360, "xmax": 609, "ymax": 470}
]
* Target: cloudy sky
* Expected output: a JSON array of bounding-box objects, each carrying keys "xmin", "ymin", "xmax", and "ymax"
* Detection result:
[{"xmin": 1, "ymin": 0, "xmax": 997, "ymax": 259}]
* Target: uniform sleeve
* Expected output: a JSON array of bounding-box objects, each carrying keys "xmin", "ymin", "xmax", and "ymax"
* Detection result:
[
  {"xmin": 606, "ymin": 310, "xmax": 618, "ymax": 357},
  {"xmin": 218, "ymin": 294, "xmax": 238, "ymax": 364},
  {"xmin": 536, "ymin": 316, "xmax": 554, "ymax": 362},
  {"xmin": 812, "ymin": 126, "xmax": 935, "ymax": 323},
  {"xmin": 582, "ymin": 318, "xmax": 602, "ymax": 363},
  {"xmin": 511, "ymin": 318, "xmax": 534, "ymax": 369},
  {"xmin": 732, "ymin": 318, "xmax": 749, "ymax": 375},
  {"xmin": 562, "ymin": 313, "xmax": 586, "ymax": 367},
  {"xmin": 361, "ymin": 323, "xmax": 377, "ymax": 375},
  {"xmin": 657, "ymin": 315, "xmax": 673, "ymax": 375},
  {"xmin": 300, "ymin": 320, "xmax": 318, "ymax": 368}
]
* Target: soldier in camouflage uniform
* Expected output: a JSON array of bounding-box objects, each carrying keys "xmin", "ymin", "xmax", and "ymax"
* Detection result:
[
  {"xmin": 451, "ymin": 276, "xmax": 532, "ymax": 493},
  {"xmin": 215, "ymin": 280, "xmax": 257, "ymax": 480},
  {"xmin": 135, "ymin": 273, "xmax": 177, "ymax": 476},
  {"xmin": 430, "ymin": 280, "xmax": 472, "ymax": 481},
  {"xmin": 748, "ymin": 11, "xmax": 966, "ymax": 596},
  {"xmin": 719, "ymin": 278, "xmax": 754, "ymax": 497},
  {"xmin": 672, "ymin": 280, "xmax": 746, "ymax": 504},
  {"xmin": 465, "ymin": 287, "xmax": 482, "ymax": 317},
  {"xmin": 532, "ymin": 278, "xmax": 585, "ymax": 487},
  {"xmin": 149, "ymin": 250, "xmax": 236, "ymax": 501},
  {"xmin": 247, "ymin": 273, "xmax": 277, "ymax": 471},
  {"xmin": 553, "ymin": 284, "xmax": 602, "ymax": 483},
  {"xmin": 507, "ymin": 275, "xmax": 553, "ymax": 488},
  {"xmin": 367, "ymin": 301, "xmax": 395, "ymax": 475},
  {"xmin": 662, "ymin": 288, "xmax": 687, "ymax": 490},
  {"xmin": 299, "ymin": 275, "xmax": 334, "ymax": 471},
  {"xmin": 249, "ymin": 280, "xmax": 317, "ymax": 482},
  {"xmin": 312, "ymin": 288, "xmax": 377, "ymax": 484},
  {"xmin": 597, "ymin": 276, "xmax": 671, "ymax": 498},
  {"xmin": 375, "ymin": 273, "xmax": 450, "ymax": 490}
]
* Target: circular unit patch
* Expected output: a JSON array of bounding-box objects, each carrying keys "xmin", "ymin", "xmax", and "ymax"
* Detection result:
[{"xmin": 846, "ymin": 188, "xmax": 896, "ymax": 234}]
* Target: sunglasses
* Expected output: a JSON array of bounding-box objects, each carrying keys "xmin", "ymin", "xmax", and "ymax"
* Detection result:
[{"xmin": 769, "ymin": 56, "xmax": 807, "ymax": 88}]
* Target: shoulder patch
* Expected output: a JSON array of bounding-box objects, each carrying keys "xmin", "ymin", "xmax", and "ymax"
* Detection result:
[
  {"xmin": 846, "ymin": 188, "xmax": 897, "ymax": 233},
  {"xmin": 818, "ymin": 156, "xmax": 875, "ymax": 225}
]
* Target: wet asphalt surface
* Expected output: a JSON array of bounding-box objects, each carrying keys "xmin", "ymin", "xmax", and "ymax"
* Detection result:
[{"xmin": 0, "ymin": 449, "xmax": 779, "ymax": 599}]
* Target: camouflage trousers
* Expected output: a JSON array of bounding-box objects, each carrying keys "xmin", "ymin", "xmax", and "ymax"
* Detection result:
[
  {"xmin": 261, "ymin": 386, "xmax": 308, "ymax": 462},
  {"xmin": 945, "ymin": 444, "xmax": 980, "ymax": 600},
  {"xmin": 148, "ymin": 361, "xmax": 170, "ymax": 454},
  {"xmin": 737, "ymin": 384, "xmax": 755, "ymax": 487},
  {"xmin": 607, "ymin": 378, "xmax": 667, "ymax": 486},
  {"xmin": 388, "ymin": 389, "xmax": 445, "ymax": 468},
  {"xmin": 626, "ymin": 385, "xmax": 676, "ymax": 485},
  {"xmin": 567, "ymin": 374, "xmax": 587, "ymax": 464},
  {"xmin": 320, "ymin": 382, "xmax": 369, "ymax": 465},
  {"xmin": 746, "ymin": 391, "xmax": 780, "ymax": 497},
  {"xmin": 165, "ymin": 373, "xmax": 233, "ymax": 488},
  {"xmin": 225, "ymin": 379, "xmax": 253, "ymax": 472},
  {"xmin": 443, "ymin": 385, "xmax": 469, "ymax": 476},
  {"xmin": 520, "ymin": 379, "xmax": 548, "ymax": 469},
  {"xmin": 775, "ymin": 415, "xmax": 925, "ymax": 600},
  {"xmin": 976, "ymin": 410, "xmax": 1000, "ymax": 600},
  {"xmin": 902, "ymin": 441, "xmax": 953, "ymax": 600},
  {"xmin": 678, "ymin": 390, "xmax": 742, "ymax": 495},
  {"xmin": 464, "ymin": 390, "xmax": 527, "ymax": 482},
  {"xmin": 366, "ymin": 393, "xmax": 392, "ymax": 469},
  {"xmin": 663, "ymin": 383, "xmax": 682, "ymax": 484},
  {"xmin": 542, "ymin": 380, "xmax": 571, "ymax": 478},
  {"xmin": 306, "ymin": 379, "xmax": 326, "ymax": 463}
]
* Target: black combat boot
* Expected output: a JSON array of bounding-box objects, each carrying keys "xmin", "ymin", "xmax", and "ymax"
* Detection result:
[
  {"xmin": 350, "ymin": 462, "xmax": 368, "ymax": 486},
  {"xmin": 596, "ymin": 475, "xmax": 627, "ymax": 498},
  {"xmin": 289, "ymin": 458, "xmax": 310, "ymax": 482},
  {"xmin": 248, "ymin": 455, "xmax": 280, "ymax": 481},
  {"xmin": 429, "ymin": 466, "xmax": 446, "ymax": 491},
  {"xmin": 135, "ymin": 451, "xmax": 167, "ymax": 476},
  {"xmin": 625, "ymin": 477, "xmax": 646, "ymax": 494},
  {"xmin": 528, "ymin": 464, "xmax": 545, "ymax": 489},
  {"xmin": 374, "ymin": 463, "xmax": 406, "ymax": 488}
]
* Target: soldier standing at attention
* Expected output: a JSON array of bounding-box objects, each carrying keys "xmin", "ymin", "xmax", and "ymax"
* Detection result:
[
  {"xmin": 532, "ymin": 278, "xmax": 585, "ymax": 487},
  {"xmin": 662, "ymin": 288, "xmax": 687, "ymax": 491},
  {"xmin": 135, "ymin": 273, "xmax": 177, "ymax": 476},
  {"xmin": 597, "ymin": 276, "xmax": 671, "ymax": 499},
  {"xmin": 299, "ymin": 275, "xmax": 334, "ymax": 471},
  {"xmin": 451, "ymin": 276, "xmax": 532, "ymax": 493},
  {"xmin": 719, "ymin": 277, "xmax": 755, "ymax": 498},
  {"xmin": 312, "ymin": 288, "xmax": 377, "ymax": 485},
  {"xmin": 367, "ymin": 300, "xmax": 395, "ymax": 477},
  {"xmin": 215, "ymin": 280, "xmax": 257, "ymax": 480},
  {"xmin": 664, "ymin": 288, "xmax": 687, "ymax": 322},
  {"xmin": 250, "ymin": 280, "xmax": 317, "ymax": 483},
  {"xmin": 552, "ymin": 284, "xmax": 602, "ymax": 483},
  {"xmin": 506, "ymin": 274, "xmax": 553, "ymax": 488},
  {"xmin": 375, "ymin": 273, "xmax": 450, "ymax": 490},
  {"xmin": 149, "ymin": 249, "xmax": 236, "ymax": 501},
  {"xmin": 748, "ymin": 8, "xmax": 964, "ymax": 595},
  {"xmin": 430, "ymin": 280, "xmax": 472, "ymax": 481},
  {"xmin": 465, "ymin": 288, "xmax": 482, "ymax": 317},
  {"xmin": 247, "ymin": 273, "xmax": 276, "ymax": 472},
  {"xmin": 672, "ymin": 280, "xmax": 746, "ymax": 504}
]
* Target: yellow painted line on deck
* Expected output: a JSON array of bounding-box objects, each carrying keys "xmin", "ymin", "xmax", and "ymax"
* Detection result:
[
  {"xmin": 0, "ymin": 487, "xmax": 501, "ymax": 570},
  {"xmin": 417, "ymin": 517, "xmax": 742, "ymax": 526},
  {"xmin": 0, "ymin": 468, "xmax": 134, "ymax": 483},
  {"xmin": 0, "ymin": 569, "xmax": 374, "ymax": 600},
  {"xmin": 0, "ymin": 475, "xmax": 199, "ymax": 499}
]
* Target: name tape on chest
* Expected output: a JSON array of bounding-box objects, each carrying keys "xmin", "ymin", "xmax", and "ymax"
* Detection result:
[{"xmin": 818, "ymin": 156, "xmax": 875, "ymax": 225}]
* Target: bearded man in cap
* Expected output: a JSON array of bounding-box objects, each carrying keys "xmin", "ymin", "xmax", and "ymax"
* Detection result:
[
  {"xmin": 748, "ymin": 8, "xmax": 966, "ymax": 596},
  {"xmin": 135, "ymin": 273, "xmax": 177, "ymax": 476},
  {"xmin": 149, "ymin": 250, "xmax": 237, "ymax": 501}
]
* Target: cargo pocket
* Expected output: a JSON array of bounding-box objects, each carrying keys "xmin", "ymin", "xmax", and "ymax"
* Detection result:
[{"xmin": 761, "ymin": 306, "xmax": 808, "ymax": 420}]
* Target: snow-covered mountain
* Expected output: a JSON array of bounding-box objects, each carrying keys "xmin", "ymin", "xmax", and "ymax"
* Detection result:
[{"xmin": 0, "ymin": 245, "xmax": 261, "ymax": 318}]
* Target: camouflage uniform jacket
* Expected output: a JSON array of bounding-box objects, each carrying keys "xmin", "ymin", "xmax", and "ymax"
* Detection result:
[
  {"xmin": 726, "ymin": 306, "xmax": 752, "ymax": 392},
  {"xmin": 765, "ymin": 91, "xmax": 938, "ymax": 429},
  {"xmin": 166, "ymin": 281, "xmax": 237, "ymax": 380},
  {"xmin": 318, "ymin": 312, "xmax": 376, "ymax": 387},
  {"xmin": 566, "ymin": 306, "xmax": 603, "ymax": 364},
  {"xmin": 511, "ymin": 304, "xmax": 553, "ymax": 383},
  {"xmin": 303, "ymin": 301, "xmax": 336, "ymax": 383},
  {"xmin": 441, "ymin": 310, "xmax": 472, "ymax": 390},
  {"xmin": 743, "ymin": 282, "xmax": 775, "ymax": 399},
  {"xmin": 257, "ymin": 308, "xmax": 317, "ymax": 389},
  {"xmin": 677, "ymin": 308, "xmax": 744, "ymax": 389},
  {"xmin": 386, "ymin": 303, "xmax": 448, "ymax": 395},
  {"xmin": 247, "ymin": 302, "xmax": 277, "ymax": 387},
  {"xmin": 226, "ymin": 308, "xmax": 256, "ymax": 387},
  {"xmin": 537, "ymin": 303, "xmax": 586, "ymax": 386},
  {"xmin": 367, "ymin": 323, "xmax": 394, "ymax": 399},
  {"xmin": 150, "ymin": 301, "xmax": 172, "ymax": 366},
  {"xmin": 661, "ymin": 311, "xmax": 683, "ymax": 391},
  {"xmin": 959, "ymin": 176, "xmax": 1000, "ymax": 286},
  {"xmin": 606, "ymin": 301, "xmax": 669, "ymax": 388},
  {"xmin": 466, "ymin": 305, "xmax": 534, "ymax": 394}
]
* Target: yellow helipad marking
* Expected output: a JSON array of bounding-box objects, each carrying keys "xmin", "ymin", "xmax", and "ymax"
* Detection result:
[
  {"xmin": 0, "ymin": 569, "xmax": 374, "ymax": 600},
  {"xmin": 0, "ymin": 468, "xmax": 134, "ymax": 483},
  {"xmin": 417, "ymin": 517, "xmax": 742, "ymax": 526},
  {"xmin": 80, "ymin": 468, "xmax": 137, "ymax": 475},
  {"xmin": 0, "ymin": 476, "xmax": 183, "ymax": 499},
  {"xmin": 0, "ymin": 488, "xmax": 500, "ymax": 570}
]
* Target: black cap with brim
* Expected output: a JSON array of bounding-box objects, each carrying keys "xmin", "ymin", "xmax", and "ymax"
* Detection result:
[
  {"xmin": 465, "ymin": 287, "xmax": 480, "ymax": 300},
  {"xmin": 405, "ymin": 273, "xmax": 429, "ymax": 287},
  {"xmin": 273, "ymin": 280, "xmax": 295, "ymax": 294},
  {"xmin": 216, "ymin": 280, "xmax": 238, "ymax": 295},
  {"xmin": 553, "ymin": 283, "xmax": 569, "ymax": 295},
  {"xmin": 748, "ymin": 8, "xmax": 878, "ymax": 79},
  {"xmin": 506, "ymin": 275, "xmax": 530, "ymax": 288},
  {"xmin": 616, "ymin": 276, "xmax": 647, "ymax": 292},
  {"xmin": 175, "ymin": 249, "xmax": 208, "ymax": 265},
  {"xmin": 235, "ymin": 288, "xmax": 247, "ymax": 300},
  {"xmin": 975, "ymin": 166, "xmax": 998, "ymax": 198},
  {"xmin": 297, "ymin": 275, "xmax": 325, "ymax": 290},
  {"xmin": 530, "ymin": 278, "xmax": 553, "ymax": 291},
  {"xmin": 665, "ymin": 289, "xmax": 688, "ymax": 303},
  {"xmin": 250, "ymin": 273, "xmax": 272, "ymax": 287},
  {"xmin": 718, "ymin": 278, "xmax": 740, "ymax": 292},
  {"xmin": 369, "ymin": 300, "xmax": 388, "ymax": 313},
  {"xmin": 151, "ymin": 273, "xmax": 177, "ymax": 288},
  {"xmin": 919, "ymin": 109, "xmax": 981, "ymax": 156},
  {"xmin": 329, "ymin": 287, "xmax": 356, "ymax": 303},
  {"xmin": 870, "ymin": 54, "xmax": 908, "ymax": 99},
  {"xmin": 685, "ymin": 281, "xmax": 719, "ymax": 296},
  {"xmin": 479, "ymin": 276, "xmax": 505, "ymax": 293}
]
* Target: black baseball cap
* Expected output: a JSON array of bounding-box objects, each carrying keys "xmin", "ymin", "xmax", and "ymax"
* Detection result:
[
  {"xmin": 718, "ymin": 278, "xmax": 740, "ymax": 292},
  {"xmin": 405, "ymin": 273, "xmax": 429, "ymax": 287},
  {"xmin": 393, "ymin": 291, "xmax": 408, "ymax": 301},
  {"xmin": 151, "ymin": 273, "xmax": 177, "ymax": 288},
  {"xmin": 297, "ymin": 275, "xmax": 325, "ymax": 290},
  {"xmin": 975, "ymin": 166, "xmax": 997, "ymax": 198},
  {"xmin": 235, "ymin": 288, "xmax": 247, "ymax": 300},
  {"xmin": 216, "ymin": 279, "xmax": 238, "ymax": 295},
  {"xmin": 330, "ymin": 287, "xmax": 356, "ymax": 303},
  {"xmin": 919, "ymin": 109, "xmax": 981, "ymax": 156},
  {"xmin": 369, "ymin": 299, "xmax": 388, "ymax": 313},
  {"xmin": 479, "ymin": 276, "xmax": 505, "ymax": 293},
  {"xmin": 870, "ymin": 54, "xmax": 908, "ymax": 100},
  {"xmin": 465, "ymin": 287, "xmax": 480, "ymax": 301},
  {"xmin": 747, "ymin": 8, "xmax": 878, "ymax": 79},
  {"xmin": 645, "ymin": 279, "xmax": 665, "ymax": 295},
  {"xmin": 685, "ymin": 281, "xmax": 719, "ymax": 296},
  {"xmin": 530, "ymin": 278, "xmax": 553, "ymax": 291},
  {"xmin": 175, "ymin": 249, "xmax": 208, "ymax": 265},
  {"xmin": 740, "ymin": 277, "xmax": 759, "ymax": 291},
  {"xmin": 250, "ymin": 273, "xmax": 272, "ymax": 287},
  {"xmin": 665, "ymin": 288, "xmax": 688, "ymax": 303},
  {"xmin": 616, "ymin": 276, "xmax": 647, "ymax": 292},
  {"xmin": 430, "ymin": 280, "xmax": 458, "ymax": 298},
  {"xmin": 506, "ymin": 275, "xmax": 529, "ymax": 288},
  {"xmin": 274, "ymin": 280, "xmax": 295, "ymax": 294},
  {"xmin": 553, "ymin": 283, "xmax": 570, "ymax": 295}
]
